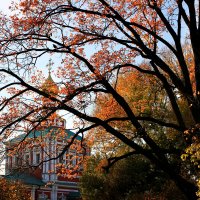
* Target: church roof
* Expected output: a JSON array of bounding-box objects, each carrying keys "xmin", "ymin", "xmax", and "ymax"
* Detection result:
[
  {"xmin": 3, "ymin": 173, "xmax": 45, "ymax": 186},
  {"xmin": 7, "ymin": 128, "xmax": 82, "ymax": 145}
]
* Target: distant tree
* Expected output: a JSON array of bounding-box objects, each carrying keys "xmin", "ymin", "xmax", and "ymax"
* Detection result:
[{"xmin": 80, "ymin": 155, "xmax": 186, "ymax": 200}]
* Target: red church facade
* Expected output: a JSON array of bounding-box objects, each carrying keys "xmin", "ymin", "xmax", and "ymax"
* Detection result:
[
  {"xmin": 5, "ymin": 118, "xmax": 84, "ymax": 200},
  {"xmin": 4, "ymin": 70, "xmax": 87, "ymax": 200}
]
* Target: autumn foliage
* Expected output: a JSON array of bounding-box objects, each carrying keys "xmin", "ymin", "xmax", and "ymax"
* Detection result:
[{"xmin": 0, "ymin": 178, "xmax": 31, "ymax": 200}]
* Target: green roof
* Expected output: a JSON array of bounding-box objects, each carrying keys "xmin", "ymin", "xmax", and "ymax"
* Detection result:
[
  {"xmin": 8, "ymin": 127, "xmax": 82, "ymax": 144},
  {"xmin": 3, "ymin": 173, "xmax": 45, "ymax": 186},
  {"xmin": 55, "ymin": 181, "xmax": 78, "ymax": 187},
  {"xmin": 68, "ymin": 191, "xmax": 81, "ymax": 199}
]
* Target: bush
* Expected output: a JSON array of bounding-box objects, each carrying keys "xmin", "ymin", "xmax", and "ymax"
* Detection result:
[{"xmin": 0, "ymin": 178, "xmax": 31, "ymax": 200}]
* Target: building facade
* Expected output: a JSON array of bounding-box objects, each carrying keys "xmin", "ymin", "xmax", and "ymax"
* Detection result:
[{"xmin": 4, "ymin": 71, "xmax": 85, "ymax": 200}]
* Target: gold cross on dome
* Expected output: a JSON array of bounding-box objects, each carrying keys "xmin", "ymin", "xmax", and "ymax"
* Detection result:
[{"xmin": 47, "ymin": 58, "xmax": 53, "ymax": 75}]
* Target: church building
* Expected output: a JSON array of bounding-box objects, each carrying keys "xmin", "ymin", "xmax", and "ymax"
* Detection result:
[{"xmin": 4, "ymin": 67, "xmax": 85, "ymax": 200}]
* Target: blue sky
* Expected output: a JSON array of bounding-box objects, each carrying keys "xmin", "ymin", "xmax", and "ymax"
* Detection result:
[{"xmin": 1, "ymin": 1, "xmax": 15, "ymax": 13}]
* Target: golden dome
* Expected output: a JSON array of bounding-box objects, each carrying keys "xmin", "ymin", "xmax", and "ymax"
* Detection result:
[{"xmin": 41, "ymin": 71, "xmax": 59, "ymax": 96}]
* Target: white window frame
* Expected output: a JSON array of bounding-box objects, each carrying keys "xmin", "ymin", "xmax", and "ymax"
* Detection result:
[
  {"xmin": 33, "ymin": 152, "xmax": 41, "ymax": 165},
  {"xmin": 24, "ymin": 153, "xmax": 30, "ymax": 165},
  {"xmin": 67, "ymin": 151, "xmax": 76, "ymax": 168}
]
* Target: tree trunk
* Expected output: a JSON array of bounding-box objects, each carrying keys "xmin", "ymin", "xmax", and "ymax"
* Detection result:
[
  {"xmin": 158, "ymin": 159, "xmax": 197, "ymax": 200},
  {"xmin": 172, "ymin": 174, "xmax": 197, "ymax": 200}
]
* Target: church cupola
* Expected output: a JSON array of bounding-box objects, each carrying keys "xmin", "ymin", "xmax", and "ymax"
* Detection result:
[
  {"xmin": 41, "ymin": 59, "xmax": 59, "ymax": 96},
  {"xmin": 38, "ymin": 59, "xmax": 66, "ymax": 129}
]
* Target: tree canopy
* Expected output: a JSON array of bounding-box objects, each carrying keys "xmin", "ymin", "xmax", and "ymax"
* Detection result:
[{"xmin": 0, "ymin": 0, "xmax": 200, "ymax": 199}]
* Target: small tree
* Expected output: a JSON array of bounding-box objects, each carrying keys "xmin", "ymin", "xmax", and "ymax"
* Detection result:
[{"xmin": 0, "ymin": 178, "xmax": 31, "ymax": 200}]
